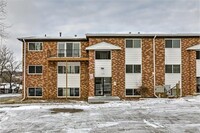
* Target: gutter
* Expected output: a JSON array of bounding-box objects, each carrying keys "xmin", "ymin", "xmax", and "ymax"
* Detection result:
[
  {"xmin": 153, "ymin": 35, "xmax": 158, "ymax": 98},
  {"xmin": 21, "ymin": 39, "xmax": 26, "ymax": 101}
]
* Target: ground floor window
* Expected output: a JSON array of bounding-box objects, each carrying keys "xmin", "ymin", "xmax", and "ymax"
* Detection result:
[
  {"xmin": 197, "ymin": 77, "xmax": 200, "ymax": 93},
  {"xmin": 28, "ymin": 88, "xmax": 42, "ymax": 97},
  {"xmin": 126, "ymin": 88, "xmax": 140, "ymax": 96},
  {"xmin": 58, "ymin": 87, "xmax": 66, "ymax": 97},
  {"xmin": 67, "ymin": 88, "xmax": 79, "ymax": 97}
]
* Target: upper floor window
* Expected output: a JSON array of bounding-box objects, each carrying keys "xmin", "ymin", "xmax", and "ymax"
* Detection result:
[
  {"xmin": 165, "ymin": 65, "xmax": 180, "ymax": 73},
  {"xmin": 58, "ymin": 42, "xmax": 80, "ymax": 57},
  {"xmin": 28, "ymin": 42, "xmax": 43, "ymax": 51},
  {"xmin": 126, "ymin": 65, "xmax": 141, "ymax": 73},
  {"xmin": 165, "ymin": 39, "xmax": 180, "ymax": 48},
  {"xmin": 126, "ymin": 39, "xmax": 141, "ymax": 48},
  {"xmin": 95, "ymin": 51, "xmax": 111, "ymax": 59},
  {"xmin": 197, "ymin": 51, "xmax": 200, "ymax": 59},
  {"xmin": 28, "ymin": 65, "xmax": 42, "ymax": 74}
]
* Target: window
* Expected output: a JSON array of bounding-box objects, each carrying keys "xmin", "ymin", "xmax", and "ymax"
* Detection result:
[
  {"xmin": 28, "ymin": 88, "xmax": 42, "ymax": 97},
  {"xmin": 67, "ymin": 88, "xmax": 79, "ymax": 97},
  {"xmin": 165, "ymin": 65, "xmax": 180, "ymax": 73},
  {"xmin": 58, "ymin": 42, "xmax": 80, "ymax": 57},
  {"xmin": 126, "ymin": 39, "xmax": 141, "ymax": 48},
  {"xmin": 28, "ymin": 66, "xmax": 42, "ymax": 74},
  {"xmin": 126, "ymin": 88, "xmax": 140, "ymax": 96},
  {"xmin": 58, "ymin": 66, "xmax": 66, "ymax": 74},
  {"xmin": 126, "ymin": 65, "xmax": 141, "ymax": 73},
  {"xmin": 58, "ymin": 87, "xmax": 66, "ymax": 97},
  {"xmin": 67, "ymin": 66, "xmax": 80, "ymax": 74},
  {"xmin": 28, "ymin": 42, "xmax": 43, "ymax": 51},
  {"xmin": 165, "ymin": 39, "xmax": 180, "ymax": 48},
  {"xmin": 197, "ymin": 77, "xmax": 200, "ymax": 93},
  {"xmin": 197, "ymin": 51, "xmax": 200, "ymax": 59},
  {"xmin": 95, "ymin": 51, "xmax": 111, "ymax": 59}
]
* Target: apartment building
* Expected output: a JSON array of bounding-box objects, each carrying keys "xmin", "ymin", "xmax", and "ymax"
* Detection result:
[{"xmin": 18, "ymin": 33, "xmax": 200, "ymax": 100}]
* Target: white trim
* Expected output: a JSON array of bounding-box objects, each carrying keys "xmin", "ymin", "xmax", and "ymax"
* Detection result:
[
  {"xmin": 164, "ymin": 38, "xmax": 181, "ymax": 48},
  {"xmin": 27, "ymin": 87, "xmax": 43, "ymax": 98},
  {"xmin": 86, "ymin": 41, "xmax": 121, "ymax": 50},
  {"xmin": 187, "ymin": 44, "xmax": 200, "ymax": 50},
  {"xmin": 28, "ymin": 42, "xmax": 43, "ymax": 51},
  {"xmin": 125, "ymin": 38, "xmax": 142, "ymax": 97},
  {"xmin": 27, "ymin": 65, "xmax": 43, "ymax": 75}
]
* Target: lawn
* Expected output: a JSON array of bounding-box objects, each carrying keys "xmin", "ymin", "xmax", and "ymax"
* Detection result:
[{"xmin": 0, "ymin": 94, "xmax": 200, "ymax": 133}]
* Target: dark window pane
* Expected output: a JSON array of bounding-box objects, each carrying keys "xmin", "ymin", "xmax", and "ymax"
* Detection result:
[
  {"xmin": 58, "ymin": 43, "xmax": 65, "ymax": 57},
  {"xmin": 165, "ymin": 65, "xmax": 172, "ymax": 73},
  {"xmin": 126, "ymin": 40, "xmax": 133, "ymax": 48},
  {"xmin": 58, "ymin": 66, "xmax": 63, "ymax": 74},
  {"xmin": 134, "ymin": 65, "xmax": 141, "ymax": 73},
  {"xmin": 165, "ymin": 40, "xmax": 172, "ymax": 48},
  {"xmin": 134, "ymin": 40, "xmax": 141, "ymax": 48},
  {"xmin": 29, "ymin": 66, "xmax": 35, "ymax": 73},
  {"xmin": 36, "ymin": 66, "xmax": 42, "ymax": 73},
  {"xmin": 96, "ymin": 51, "xmax": 110, "ymax": 59},
  {"xmin": 173, "ymin": 65, "xmax": 180, "ymax": 73},
  {"xmin": 126, "ymin": 89, "xmax": 133, "ymax": 95},
  {"xmin": 36, "ymin": 88, "xmax": 42, "ymax": 96},
  {"xmin": 29, "ymin": 43, "xmax": 35, "ymax": 50},
  {"xmin": 29, "ymin": 88, "xmax": 35, "ymax": 96},
  {"xmin": 35, "ymin": 43, "xmax": 42, "ymax": 50},
  {"xmin": 74, "ymin": 66, "xmax": 79, "ymax": 74},
  {"xmin": 126, "ymin": 65, "xmax": 133, "ymax": 73},
  {"xmin": 66, "ymin": 43, "xmax": 73, "ymax": 57},
  {"xmin": 73, "ymin": 43, "xmax": 80, "ymax": 57},
  {"xmin": 74, "ymin": 88, "xmax": 79, "ymax": 96},
  {"xmin": 58, "ymin": 88, "xmax": 63, "ymax": 96},
  {"xmin": 134, "ymin": 89, "xmax": 140, "ymax": 95},
  {"xmin": 197, "ymin": 51, "xmax": 200, "ymax": 59},
  {"xmin": 197, "ymin": 77, "xmax": 200, "ymax": 93},
  {"xmin": 70, "ymin": 88, "xmax": 74, "ymax": 96},
  {"xmin": 173, "ymin": 40, "xmax": 180, "ymax": 48}
]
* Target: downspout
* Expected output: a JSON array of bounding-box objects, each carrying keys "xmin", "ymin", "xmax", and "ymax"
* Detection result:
[
  {"xmin": 153, "ymin": 35, "xmax": 158, "ymax": 98},
  {"xmin": 21, "ymin": 39, "xmax": 26, "ymax": 101}
]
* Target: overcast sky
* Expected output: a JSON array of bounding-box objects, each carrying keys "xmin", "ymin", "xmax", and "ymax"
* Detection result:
[{"xmin": 2, "ymin": 0, "xmax": 200, "ymax": 61}]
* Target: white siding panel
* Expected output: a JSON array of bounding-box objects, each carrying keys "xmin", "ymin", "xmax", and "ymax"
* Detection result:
[
  {"xmin": 68, "ymin": 74, "xmax": 80, "ymax": 87},
  {"xmin": 57, "ymin": 74, "xmax": 66, "ymax": 87},
  {"xmin": 95, "ymin": 60, "xmax": 111, "ymax": 77},
  {"xmin": 125, "ymin": 74, "xmax": 142, "ymax": 88},
  {"xmin": 125, "ymin": 49, "xmax": 141, "ymax": 64},
  {"xmin": 165, "ymin": 49, "xmax": 181, "ymax": 64},
  {"xmin": 197, "ymin": 60, "xmax": 200, "ymax": 77},
  {"xmin": 165, "ymin": 74, "xmax": 181, "ymax": 87}
]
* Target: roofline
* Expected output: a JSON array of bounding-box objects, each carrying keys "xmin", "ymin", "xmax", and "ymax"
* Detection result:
[
  {"xmin": 17, "ymin": 37, "xmax": 87, "ymax": 42},
  {"xmin": 86, "ymin": 33, "xmax": 200, "ymax": 37}
]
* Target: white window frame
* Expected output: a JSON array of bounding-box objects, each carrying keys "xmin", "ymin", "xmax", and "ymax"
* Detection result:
[
  {"xmin": 125, "ymin": 38, "xmax": 142, "ymax": 48},
  {"xmin": 28, "ymin": 42, "xmax": 43, "ymax": 51},
  {"xmin": 57, "ymin": 87, "xmax": 67, "ymax": 98},
  {"xmin": 126, "ymin": 64, "xmax": 141, "ymax": 73},
  {"xmin": 165, "ymin": 64, "xmax": 181, "ymax": 74},
  {"xmin": 125, "ymin": 88, "xmax": 141, "ymax": 97},
  {"xmin": 95, "ymin": 50, "xmax": 111, "ymax": 60},
  {"xmin": 57, "ymin": 66, "xmax": 66, "ymax": 74},
  {"xmin": 28, "ymin": 65, "xmax": 43, "ymax": 75},
  {"xmin": 67, "ymin": 87, "xmax": 80, "ymax": 98},
  {"xmin": 165, "ymin": 39, "xmax": 181, "ymax": 48},
  {"xmin": 57, "ymin": 42, "xmax": 81, "ymax": 57},
  {"xmin": 27, "ymin": 87, "xmax": 43, "ymax": 98}
]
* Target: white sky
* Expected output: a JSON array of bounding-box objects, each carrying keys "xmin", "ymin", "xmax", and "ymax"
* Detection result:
[{"xmin": 2, "ymin": 0, "xmax": 200, "ymax": 61}]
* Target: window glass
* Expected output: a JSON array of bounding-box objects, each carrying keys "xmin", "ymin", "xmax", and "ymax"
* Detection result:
[
  {"xmin": 74, "ymin": 66, "xmax": 79, "ymax": 73},
  {"xmin": 165, "ymin": 65, "xmax": 172, "ymax": 73},
  {"xmin": 173, "ymin": 65, "xmax": 180, "ymax": 73},
  {"xmin": 126, "ymin": 40, "xmax": 133, "ymax": 48},
  {"xmin": 29, "ymin": 43, "xmax": 35, "ymax": 50},
  {"xmin": 36, "ymin": 66, "xmax": 42, "ymax": 73},
  {"xmin": 134, "ymin": 65, "xmax": 141, "ymax": 73},
  {"xmin": 58, "ymin": 88, "xmax": 63, "ymax": 96},
  {"xmin": 134, "ymin": 89, "xmax": 141, "ymax": 95},
  {"xmin": 126, "ymin": 89, "xmax": 133, "ymax": 95},
  {"xmin": 58, "ymin": 43, "xmax": 65, "ymax": 57},
  {"xmin": 134, "ymin": 40, "xmax": 141, "ymax": 48},
  {"xmin": 74, "ymin": 88, "xmax": 79, "ymax": 96},
  {"xmin": 126, "ymin": 65, "xmax": 133, "ymax": 73},
  {"xmin": 96, "ymin": 51, "xmax": 111, "ymax": 59},
  {"xmin": 197, "ymin": 51, "xmax": 200, "ymax": 59},
  {"xmin": 66, "ymin": 43, "xmax": 73, "ymax": 57},
  {"xmin": 29, "ymin": 66, "xmax": 35, "ymax": 73},
  {"xmin": 29, "ymin": 88, "xmax": 35, "ymax": 96},
  {"xmin": 165, "ymin": 40, "xmax": 172, "ymax": 48},
  {"xmin": 36, "ymin": 88, "xmax": 42, "ymax": 96},
  {"xmin": 173, "ymin": 40, "xmax": 180, "ymax": 48}
]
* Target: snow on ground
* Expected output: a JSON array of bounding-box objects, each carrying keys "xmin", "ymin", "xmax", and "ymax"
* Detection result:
[
  {"xmin": 0, "ymin": 93, "xmax": 21, "ymax": 98},
  {"xmin": 0, "ymin": 96, "xmax": 200, "ymax": 133}
]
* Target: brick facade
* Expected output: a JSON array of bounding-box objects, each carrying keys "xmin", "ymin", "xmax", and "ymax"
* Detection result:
[{"xmin": 20, "ymin": 34, "xmax": 200, "ymax": 100}]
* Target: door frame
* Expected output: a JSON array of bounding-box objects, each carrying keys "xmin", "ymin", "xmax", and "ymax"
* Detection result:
[{"xmin": 94, "ymin": 77, "xmax": 112, "ymax": 96}]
